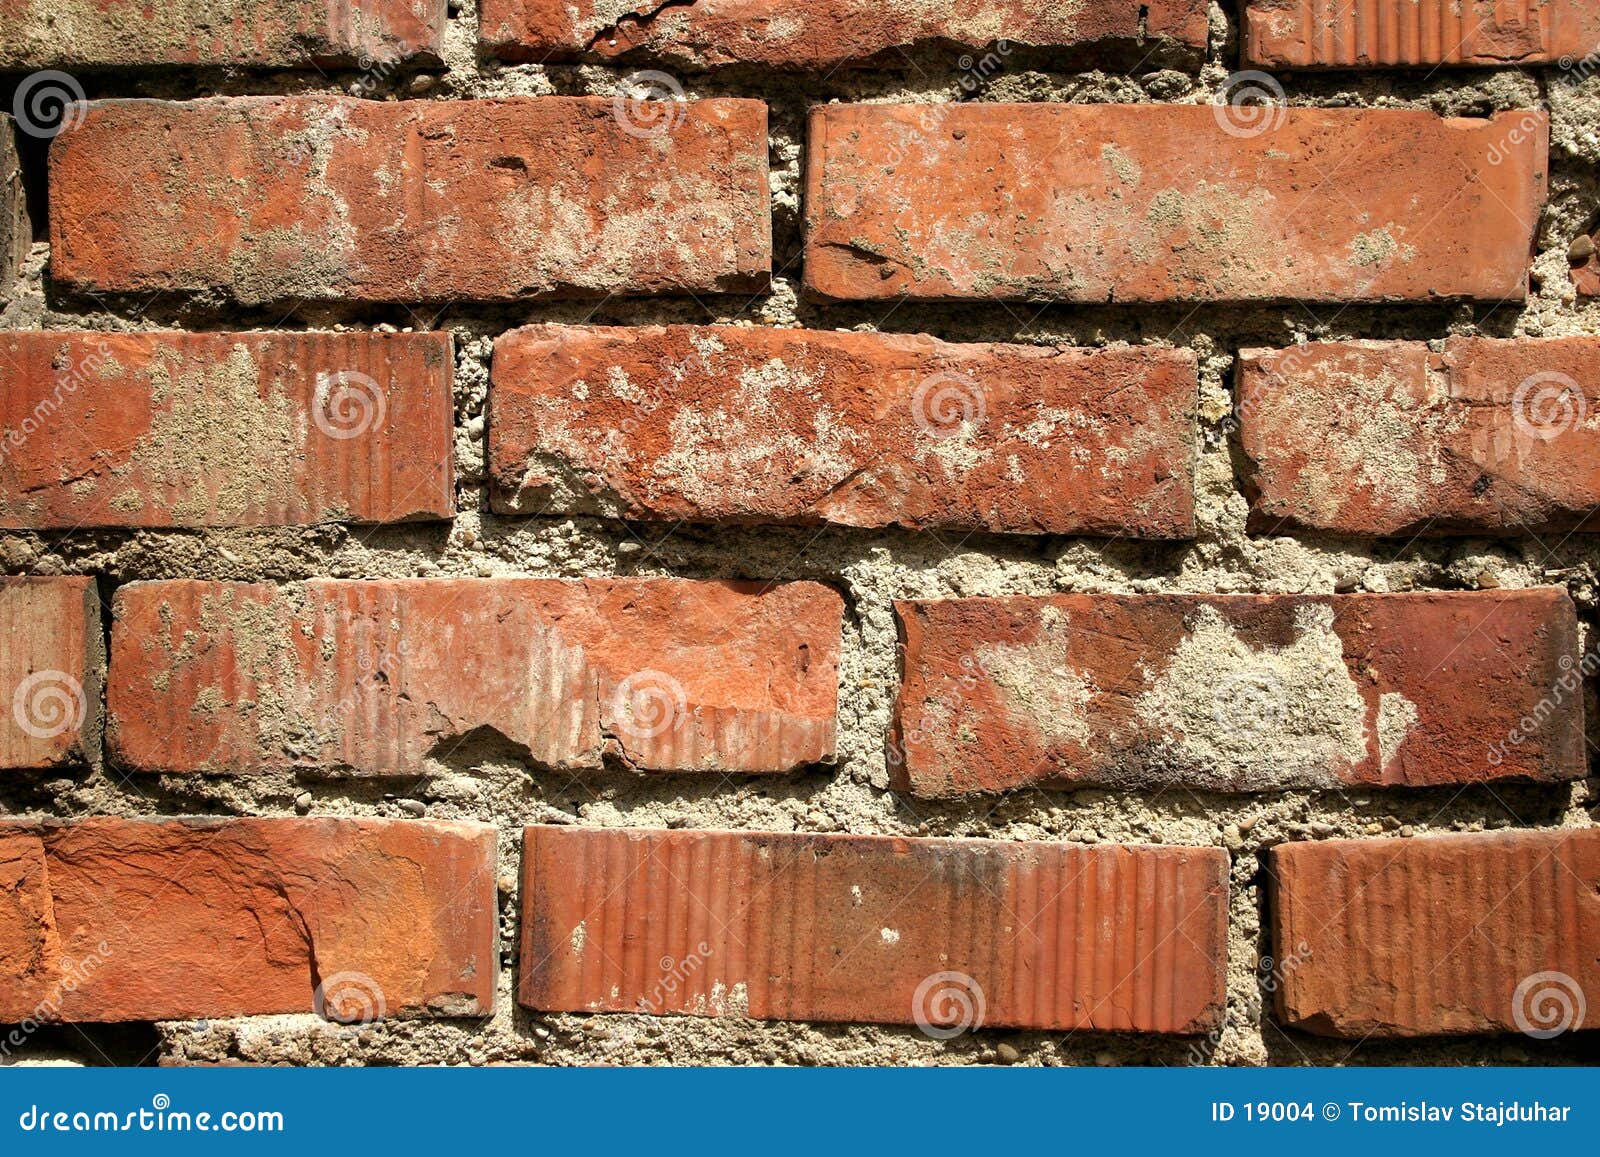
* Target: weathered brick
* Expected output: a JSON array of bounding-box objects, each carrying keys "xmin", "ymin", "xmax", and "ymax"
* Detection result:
[
  {"xmin": 0, "ymin": 817, "xmax": 496, "ymax": 1022},
  {"xmin": 1, "ymin": 331, "xmax": 455, "ymax": 530},
  {"xmin": 0, "ymin": 577, "xmax": 102, "ymax": 771},
  {"xmin": 0, "ymin": 0, "xmax": 445, "ymax": 69},
  {"xmin": 1245, "ymin": 0, "xmax": 1600, "ymax": 70},
  {"xmin": 480, "ymin": 0, "xmax": 1210, "ymax": 68},
  {"xmin": 50, "ymin": 96, "xmax": 770, "ymax": 305},
  {"xmin": 893, "ymin": 590, "xmax": 1582, "ymax": 798},
  {"xmin": 1240, "ymin": 338, "xmax": 1600, "ymax": 537},
  {"xmin": 108, "ymin": 579, "xmax": 841, "ymax": 776},
  {"xmin": 804, "ymin": 104, "xmax": 1546, "ymax": 304},
  {"xmin": 1, "ymin": 114, "xmax": 25, "ymax": 305},
  {"xmin": 488, "ymin": 324, "xmax": 1198, "ymax": 538},
  {"xmin": 519, "ymin": 826, "xmax": 1229, "ymax": 1034},
  {"xmin": 1271, "ymin": 829, "xmax": 1600, "ymax": 1037}
]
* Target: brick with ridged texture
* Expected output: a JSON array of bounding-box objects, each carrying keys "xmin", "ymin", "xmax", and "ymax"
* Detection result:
[
  {"xmin": 1244, "ymin": 0, "xmax": 1600, "ymax": 70},
  {"xmin": 1271, "ymin": 829, "xmax": 1600, "ymax": 1037},
  {"xmin": 0, "ymin": 817, "xmax": 497, "ymax": 1022},
  {"xmin": 803, "ymin": 104, "xmax": 1546, "ymax": 304},
  {"xmin": 1, "ymin": 114, "xmax": 24, "ymax": 305},
  {"xmin": 0, "ymin": 332, "xmax": 455, "ymax": 529},
  {"xmin": 520, "ymin": 826, "xmax": 1230, "ymax": 1033},
  {"xmin": 0, "ymin": 577, "xmax": 103, "ymax": 771},
  {"xmin": 49, "ymin": 97, "xmax": 771, "ymax": 305},
  {"xmin": 893, "ymin": 590, "xmax": 1584, "ymax": 797},
  {"xmin": 489, "ymin": 324, "xmax": 1199, "ymax": 538},
  {"xmin": 0, "ymin": 0, "xmax": 446, "ymax": 69},
  {"xmin": 107, "ymin": 578, "xmax": 841, "ymax": 776}
]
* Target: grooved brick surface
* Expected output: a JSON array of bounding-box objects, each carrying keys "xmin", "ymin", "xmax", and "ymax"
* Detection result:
[
  {"xmin": 1239, "ymin": 338, "xmax": 1600, "ymax": 537},
  {"xmin": 893, "ymin": 590, "xmax": 1583, "ymax": 798},
  {"xmin": 1271, "ymin": 829, "xmax": 1600, "ymax": 1037},
  {"xmin": 480, "ymin": 0, "xmax": 1210, "ymax": 67},
  {"xmin": 0, "ymin": 332, "xmax": 455, "ymax": 529},
  {"xmin": 488, "ymin": 324, "xmax": 1198, "ymax": 538},
  {"xmin": 1, "ymin": 114, "xmax": 24, "ymax": 305},
  {"xmin": 1244, "ymin": 0, "xmax": 1600, "ymax": 70},
  {"xmin": 0, "ymin": 0, "xmax": 445, "ymax": 69},
  {"xmin": 108, "ymin": 579, "xmax": 841, "ymax": 776},
  {"xmin": 0, "ymin": 577, "xmax": 103, "ymax": 771},
  {"xmin": 50, "ymin": 97, "xmax": 771, "ymax": 305},
  {"xmin": 519, "ymin": 826, "xmax": 1230, "ymax": 1034},
  {"xmin": 0, "ymin": 817, "xmax": 497, "ymax": 1022},
  {"xmin": 803, "ymin": 104, "xmax": 1547, "ymax": 304}
]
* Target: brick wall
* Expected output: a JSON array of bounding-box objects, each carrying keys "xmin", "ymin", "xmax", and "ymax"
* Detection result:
[{"xmin": 0, "ymin": 1, "xmax": 1596, "ymax": 1067}]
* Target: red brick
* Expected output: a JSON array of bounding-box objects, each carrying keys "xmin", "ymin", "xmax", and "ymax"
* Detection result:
[
  {"xmin": 488, "ymin": 324, "xmax": 1198, "ymax": 538},
  {"xmin": 804, "ymin": 104, "xmax": 1546, "ymax": 304},
  {"xmin": 0, "ymin": 0, "xmax": 444, "ymax": 68},
  {"xmin": 1, "ymin": 114, "xmax": 24, "ymax": 305},
  {"xmin": 50, "ymin": 97, "xmax": 770, "ymax": 305},
  {"xmin": 108, "ymin": 578, "xmax": 841, "ymax": 776},
  {"xmin": 1245, "ymin": 0, "xmax": 1600, "ymax": 69},
  {"xmin": 1240, "ymin": 338, "xmax": 1600, "ymax": 537},
  {"xmin": 1271, "ymin": 829, "xmax": 1600, "ymax": 1037},
  {"xmin": 893, "ymin": 590, "xmax": 1582, "ymax": 798},
  {"xmin": 0, "ymin": 331, "xmax": 454, "ymax": 530},
  {"xmin": 0, "ymin": 817, "xmax": 496, "ymax": 1022},
  {"xmin": 0, "ymin": 577, "xmax": 102, "ymax": 771},
  {"xmin": 519, "ymin": 826, "xmax": 1229, "ymax": 1034},
  {"xmin": 480, "ymin": 0, "xmax": 1209, "ymax": 68}
]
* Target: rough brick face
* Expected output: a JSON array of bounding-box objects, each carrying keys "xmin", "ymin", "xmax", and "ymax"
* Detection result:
[
  {"xmin": 1, "ymin": 114, "xmax": 24, "ymax": 306},
  {"xmin": 0, "ymin": 0, "xmax": 445, "ymax": 68},
  {"xmin": 0, "ymin": 332, "xmax": 454, "ymax": 530},
  {"xmin": 488, "ymin": 324, "xmax": 1198, "ymax": 538},
  {"xmin": 480, "ymin": 0, "xmax": 1210, "ymax": 67},
  {"xmin": 893, "ymin": 590, "xmax": 1582, "ymax": 798},
  {"xmin": 0, "ymin": 577, "xmax": 103, "ymax": 771},
  {"xmin": 108, "ymin": 579, "xmax": 841, "ymax": 776},
  {"xmin": 0, "ymin": 817, "xmax": 496, "ymax": 1022},
  {"xmin": 1272, "ymin": 829, "xmax": 1600, "ymax": 1037},
  {"xmin": 1245, "ymin": 0, "xmax": 1600, "ymax": 70},
  {"xmin": 519, "ymin": 826, "xmax": 1229, "ymax": 1034},
  {"xmin": 804, "ymin": 104, "xmax": 1546, "ymax": 304},
  {"xmin": 1240, "ymin": 338, "xmax": 1600, "ymax": 537},
  {"xmin": 50, "ymin": 97, "xmax": 771, "ymax": 305}
]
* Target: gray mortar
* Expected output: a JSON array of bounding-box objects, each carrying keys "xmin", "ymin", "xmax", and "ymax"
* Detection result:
[{"xmin": 1, "ymin": 1, "xmax": 1598, "ymax": 1067}]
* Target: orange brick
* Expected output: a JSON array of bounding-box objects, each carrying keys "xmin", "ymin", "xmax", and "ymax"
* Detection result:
[
  {"xmin": 0, "ymin": 817, "xmax": 496, "ymax": 1022},
  {"xmin": 1, "ymin": 331, "xmax": 454, "ymax": 529},
  {"xmin": 1272, "ymin": 829, "xmax": 1600, "ymax": 1037},
  {"xmin": 0, "ymin": 577, "xmax": 102, "ymax": 771},
  {"xmin": 519, "ymin": 826, "xmax": 1229, "ymax": 1034},
  {"xmin": 488, "ymin": 324, "xmax": 1198, "ymax": 538},
  {"xmin": 804, "ymin": 104, "xmax": 1546, "ymax": 304}
]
